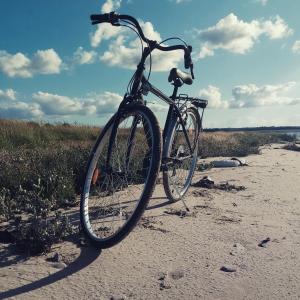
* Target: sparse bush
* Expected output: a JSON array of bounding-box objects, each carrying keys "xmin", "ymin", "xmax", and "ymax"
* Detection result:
[
  {"xmin": 0, "ymin": 145, "xmax": 89, "ymax": 254},
  {"xmin": 199, "ymin": 131, "xmax": 296, "ymax": 158},
  {"xmin": 13, "ymin": 212, "xmax": 75, "ymax": 255}
]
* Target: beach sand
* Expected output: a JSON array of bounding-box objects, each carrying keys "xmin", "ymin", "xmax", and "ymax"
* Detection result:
[{"xmin": 1, "ymin": 144, "xmax": 299, "ymax": 299}]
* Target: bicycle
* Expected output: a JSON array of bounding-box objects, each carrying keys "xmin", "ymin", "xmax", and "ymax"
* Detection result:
[{"xmin": 80, "ymin": 12, "xmax": 208, "ymax": 248}]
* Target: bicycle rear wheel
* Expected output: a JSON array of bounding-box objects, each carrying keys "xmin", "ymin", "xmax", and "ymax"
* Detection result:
[
  {"xmin": 163, "ymin": 107, "xmax": 200, "ymax": 202},
  {"xmin": 80, "ymin": 104, "xmax": 161, "ymax": 248}
]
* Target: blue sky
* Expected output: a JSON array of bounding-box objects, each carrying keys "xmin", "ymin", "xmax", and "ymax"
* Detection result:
[{"xmin": 1, "ymin": 0, "xmax": 300, "ymax": 127}]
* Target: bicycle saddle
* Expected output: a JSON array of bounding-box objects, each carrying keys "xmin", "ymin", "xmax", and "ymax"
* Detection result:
[{"xmin": 168, "ymin": 68, "xmax": 193, "ymax": 85}]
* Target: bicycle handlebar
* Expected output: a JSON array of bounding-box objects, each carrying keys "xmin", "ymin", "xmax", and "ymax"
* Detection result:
[{"xmin": 90, "ymin": 12, "xmax": 194, "ymax": 76}]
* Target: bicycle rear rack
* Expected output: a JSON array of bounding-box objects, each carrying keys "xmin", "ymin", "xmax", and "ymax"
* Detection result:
[{"xmin": 175, "ymin": 94, "xmax": 208, "ymax": 109}]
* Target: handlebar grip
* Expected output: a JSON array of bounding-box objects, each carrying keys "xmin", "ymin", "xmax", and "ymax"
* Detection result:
[
  {"xmin": 90, "ymin": 14, "xmax": 109, "ymax": 23},
  {"xmin": 184, "ymin": 45, "xmax": 193, "ymax": 69},
  {"xmin": 90, "ymin": 12, "xmax": 119, "ymax": 25}
]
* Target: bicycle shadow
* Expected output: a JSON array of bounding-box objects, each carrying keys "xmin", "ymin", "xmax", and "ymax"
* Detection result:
[
  {"xmin": 0, "ymin": 243, "xmax": 101, "ymax": 299},
  {"xmin": 147, "ymin": 196, "xmax": 172, "ymax": 210},
  {"xmin": 0, "ymin": 195, "xmax": 170, "ymax": 299}
]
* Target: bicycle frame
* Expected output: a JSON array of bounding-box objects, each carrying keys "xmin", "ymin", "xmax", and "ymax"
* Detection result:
[{"xmin": 105, "ymin": 37, "xmax": 198, "ymax": 171}]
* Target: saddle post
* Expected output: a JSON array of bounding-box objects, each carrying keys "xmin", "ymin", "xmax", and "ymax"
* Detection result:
[{"xmin": 171, "ymin": 78, "xmax": 183, "ymax": 100}]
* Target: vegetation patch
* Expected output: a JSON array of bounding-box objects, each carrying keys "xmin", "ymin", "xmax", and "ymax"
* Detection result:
[{"xmin": 0, "ymin": 119, "xmax": 296, "ymax": 254}]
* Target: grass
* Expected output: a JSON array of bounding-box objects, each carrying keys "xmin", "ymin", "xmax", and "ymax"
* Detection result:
[
  {"xmin": 0, "ymin": 119, "xmax": 99, "ymax": 149},
  {"xmin": 200, "ymin": 131, "xmax": 295, "ymax": 157},
  {"xmin": 0, "ymin": 119, "xmax": 296, "ymax": 254}
]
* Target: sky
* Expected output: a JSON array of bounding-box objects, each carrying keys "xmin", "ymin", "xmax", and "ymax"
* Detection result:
[{"xmin": 1, "ymin": 0, "xmax": 300, "ymax": 128}]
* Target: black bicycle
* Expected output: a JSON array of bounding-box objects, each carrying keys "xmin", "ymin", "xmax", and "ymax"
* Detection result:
[{"xmin": 80, "ymin": 12, "xmax": 207, "ymax": 248}]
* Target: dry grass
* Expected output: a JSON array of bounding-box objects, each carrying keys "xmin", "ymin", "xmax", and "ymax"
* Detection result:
[
  {"xmin": 0, "ymin": 119, "xmax": 296, "ymax": 254},
  {"xmin": 0, "ymin": 119, "xmax": 100, "ymax": 149}
]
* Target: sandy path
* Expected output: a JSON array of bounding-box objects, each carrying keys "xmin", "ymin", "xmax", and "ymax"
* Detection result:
[{"xmin": 1, "ymin": 145, "xmax": 299, "ymax": 299}]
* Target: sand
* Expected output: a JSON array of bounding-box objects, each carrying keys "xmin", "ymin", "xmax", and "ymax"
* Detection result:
[{"xmin": 0, "ymin": 144, "xmax": 299, "ymax": 299}]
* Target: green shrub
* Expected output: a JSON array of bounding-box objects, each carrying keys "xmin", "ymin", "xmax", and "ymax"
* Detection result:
[{"xmin": 13, "ymin": 212, "xmax": 75, "ymax": 255}]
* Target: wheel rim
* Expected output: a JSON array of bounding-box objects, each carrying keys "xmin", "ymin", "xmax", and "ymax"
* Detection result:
[
  {"xmin": 166, "ymin": 110, "xmax": 198, "ymax": 199},
  {"xmin": 82, "ymin": 110, "xmax": 155, "ymax": 241}
]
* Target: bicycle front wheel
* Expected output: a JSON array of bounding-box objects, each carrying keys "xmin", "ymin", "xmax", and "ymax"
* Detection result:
[
  {"xmin": 80, "ymin": 104, "xmax": 161, "ymax": 248},
  {"xmin": 163, "ymin": 107, "xmax": 200, "ymax": 202}
]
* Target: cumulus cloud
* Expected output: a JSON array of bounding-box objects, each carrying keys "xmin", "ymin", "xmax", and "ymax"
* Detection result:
[
  {"xmin": 90, "ymin": 0, "xmax": 182, "ymax": 71},
  {"xmin": 199, "ymin": 85, "xmax": 228, "ymax": 109},
  {"xmin": 229, "ymin": 82, "xmax": 300, "ymax": 108},
  {"xmin": 81, "ymin": 0, "xmax": 124, "ymax": 48},
  {"xmin": 90, "ymin": 24, "xmax": 123, "ymax": 48},
  {"xmin": 73, "ymin": 47, "xmax": 97, "ymax": 65},
  {"xmin": 85, "ymin": 91, "xmax": 122, "ymax": 114},
  {"xmin": 31, "ymin": 49, "xmax": 62, "ymax": 74},
  {"xmin": 93, "ymin": 19, "xmax": 182, "ymax": 71},
  {"xmin": 0, "ymin": 102, "xmax": 43, "ymax": 119},
  {"xmin": 200, "ymin": 82, "xmax": 300, "ymax": 109},
  {"xmin": 101, "ymin": 0, "xmax": 122, "ymax": 13},
  {"xmin": 292, "ymin": 40, "xmax": 300, "ymax": 54},
  {"xmin": 0, "ymin": 87, "xmax": 43, "ymax": 119},
  {"xmin": 169, "ymin": 0, "xmax": 191, "ymax": 3},
  {"xmin": 255, "ymin": 0, "xmax": 268, "ymax": 6},
  {"xmin": 196, "ymin": 14, "xmax": 293, "ymax": 59},
  {"xmin": 0, "ymin": 88, "xmax": 17, "ymax": 101},
  {"xmin": 0, "ymin": 85, "xmax": 123, "ymax": 120},
  {"xmin": 32, "ymin": 91, "xmax": 122, "ymax": 116},
  {"xmin": 0, "ymin": 49, "xmax": 62, "ymax": 78}
]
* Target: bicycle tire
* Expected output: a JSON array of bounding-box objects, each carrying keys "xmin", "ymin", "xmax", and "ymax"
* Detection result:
[
  {"xmin": 80, "ymin": 104, "xmax": 161, "ymax": 248},
  {"xmin": 163, "ymin": 106, "xmax": 200, "ymax": 202}
]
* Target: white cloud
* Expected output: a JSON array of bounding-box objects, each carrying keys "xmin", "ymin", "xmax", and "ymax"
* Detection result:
[
  {"xmin": 262, "ymin": 16, "xmax": 293, "ymax": 39},
  {"xmin": 292, "ymin": 40, "xmax": 300, "ymax": 54},
  {"xmin": 32, "ymin": 91, "xmax": 122, "ymax": 116},
  {"xmin": 0, "ymin": 51, "xmax": 31, "ymax": 78},
  {"xmin": 95, "ymin": 20, "xmax": 182, "ymax": 71},
  {"xmin": 196, "ymin": 14, "xmax": 293, "ymax": 59},
  {"xmin": 101, "ymin": 0, "xmax": 122, "ymax": 13},
  {"xmin": 169, "ymin": 0, "xmax": 191, "ymax": 3},
  {"xmin": 85, "ymin": 91, "xmax": 122, "ymax": 114},
  {"xmin": 0, "ymin": 102, "xmax": 43, "ymax": 120},
  {"xmin": 199, "ymin": 82, "xmax": 300, "ymax": 109},
  {"xmin": 32, "ymin": 92, "xmax": 88, "ymax": 115},
  {"xmin": 73, "ymin": 47, "xmax": 97, "ymax": 65},
  {"xmin": 90, "ymin": 0, "xmax": 182, "ymax": 71},
  {"xmin": 230, "ymin": 82, "xmax": 299, "ymax": 108},
  {"xmin": 0, "ymin": 88, "xmax": 17, "ymax": 101},
  {"xmin": 0, "ymin": 87, "xmax": 123, "ymax": 120},
  {"xmin": 199, "ymin": 85, "xmax": 229, "ymax": 109},
  {"xmin": 30, "ymin": 49, "xmax": 62, "ymax": 74},
  {"xmin": 255, "ymin": 0, "xmax": 268, "ymax": 6},
  {"xmin": 0, "ymin": 49, "xmax": 63, "ymax": 78},
  {"xmin": 90, "ymin": 24, "xmax": 123, "ymax": 48},
  {"xmin": 0, "ymin": 88, "xmax": 43, "ymax": 119}
]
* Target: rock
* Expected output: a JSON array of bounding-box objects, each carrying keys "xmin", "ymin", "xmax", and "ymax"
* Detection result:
[
  {"xmin": 212, "ymin": 160, "xmax": 240, "ymax": 168},
  {"xmin": 258, "ymin": 237, "xmax": 271, "ymax": 247},
  {"xmin": 50, "ymin": 262, "xmax": 67, "ymax": 269},
  {"xmin": 220, "ymin": 266, "xmax": 237, "ymax": 273},
  {"xmin": 158, "ymin": 272, "xmax": 166, "ymax": 281},
  {"xmin": 110, "ymin": 296, "xmax": 125, "ymax": 300},
  {"xmin": 169, "ymin": 269, "xmax": 184, "ymax": 280},
  {"xmin": 230, "ymin": 243, "xmax": 245, "ymax": 256},
  {"xmin": 159, "ymin": 281, "xmax": 171, "ymax": 290},
  {"xmin": 47, "ymin": 252, "xmax": 63, "ymax": 263},
  {"xmin": 192, "ymin": 176, "xmax": 214, "ymax": 188},
  {"xmin": 53, "ymin": 252, "xmax": 63, "ymax": 262}
]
